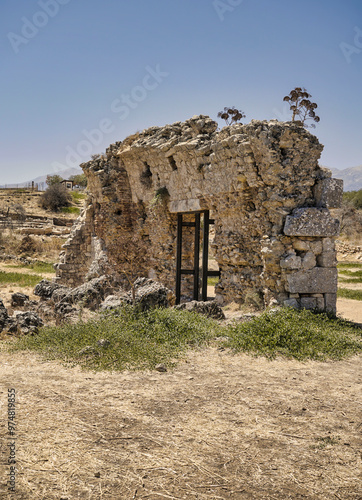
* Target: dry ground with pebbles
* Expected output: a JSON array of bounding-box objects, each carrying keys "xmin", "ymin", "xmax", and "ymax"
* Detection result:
[{"xmin": 0, "ymin": 346, "xmax": 361, "ymax": 499}]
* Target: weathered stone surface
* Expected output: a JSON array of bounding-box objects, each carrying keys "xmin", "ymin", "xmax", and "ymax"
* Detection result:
[
  {"xmin": 284, "ymin": 208, "xmax": 340, "ymax": 237},
  {"xmin": 7, "ymin": 312, "xmax": 43, "ymax": 335},
  {"xmin": 317, "ymin": 251, "xmax": 337, "ymax": 268},
  {"xmin": 287, "ymin": 268, "xmax": 338, "ymax": 294},
  {"xmin": 11, "ymin": 293, "xmax": 29, "ymax": 307},
  {"xmin": 324, "ymin": 293, "xmax": 337, "ymax": 315},
  {"xmin": 280, "ymin": 253, "xmax": 301, "ymax": 270},
  {"xmin": 310, "ymin": 240, "xmax": 323, "ymax": 255},
  {"xmin": 322, "ymin": 238, "xmax": 335, "ymax": 252},
  {"xmin": 63, "ymin": 276, "xmax": 114, "ymax": 311},
  {"xmin": 121, "ymin": 278, "xmax": 175, "ymax": 310},
  {"xmin": 175, "ymin": 300, "xmax": 225, "ymax": 320},
  {"xmin": 52, "ymin": 116, "xmax": 341, "ymax": 312},
  {"xmin": 0, "ymin": 300, "xmax": 8, "ymax": 332},
  {"xmin": 314, "ymin": 178, "xmax": 343, "ymax": 208},
  {"xmin": 34, "ymin": 280, "xmax": 68, "ymax": 300},
  {"xmin": 302, "ymin": 251, "xmax": 316, "ymax": 270},
  {"xmin": 283, "ymin": 298, "xmax": 299, "ymax": 309},
  {"xmin": 300, "ymin": 297, "xmax": 317, "ymax": 310},
  {"xmin": 100, "ymin": 295, "xmax": 123, "ymax": 311}
]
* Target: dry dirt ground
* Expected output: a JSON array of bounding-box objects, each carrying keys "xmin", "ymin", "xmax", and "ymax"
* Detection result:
[{"xmin": 0, "ymin": 347, "xmax": 361, "ymax": 500}]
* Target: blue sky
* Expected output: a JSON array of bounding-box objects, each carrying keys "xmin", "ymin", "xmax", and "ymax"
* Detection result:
[{"xmin": 1, "ymin": 0, "xmax": 361, "ymax": 183}]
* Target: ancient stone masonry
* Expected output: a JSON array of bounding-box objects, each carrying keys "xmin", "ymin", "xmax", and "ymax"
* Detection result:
[{"xmin": 55, "ymin": 115, "xmax": 343, "ymax": 313}]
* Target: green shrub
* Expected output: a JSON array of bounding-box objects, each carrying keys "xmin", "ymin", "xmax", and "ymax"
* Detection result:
[
  {"xmin": 10, "ymin": 306, "xmax": 219, "ymax": 371},
  {"xmin": 222, "ymin": 308, "xmax": 361, "ymax": 360},
  {"xmin": 41, "ymin": 184, "xmax": 71, "ymax": 212}
]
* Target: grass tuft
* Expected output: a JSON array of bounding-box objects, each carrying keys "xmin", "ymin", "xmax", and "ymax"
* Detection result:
[
  {"xmin": 61, "ymin": 206, "xmax": 80, "ymax": 214},
  {"xmin": 0, "ymin": 271, "xmax": 43, "ymax": 287},
  {"xmin": 337, "ymin": 288, "xmax": 362, "ymax": 301},
  {"xmin": 222, "ymin": 307, "xmax": 362, "ymax": 361},
  {"xmin": 6, "ymin": 306, "xmax": 362, "ymax": 371},
  {"xmin": 9, "ymin": 306, "xmax": 219, "ymax": 371},
  {"xmin": 6, "ymin": 261, "xmax": 55, "ymax": 274}
]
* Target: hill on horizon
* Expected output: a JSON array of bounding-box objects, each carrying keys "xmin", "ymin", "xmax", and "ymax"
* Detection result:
[
  {"xmin": 0, "ymin": 167, "xmax": 83, "ymax": 190},
  {"xmin": 329, "ymin": 165, "xmax": 362, "ymax": 192}
]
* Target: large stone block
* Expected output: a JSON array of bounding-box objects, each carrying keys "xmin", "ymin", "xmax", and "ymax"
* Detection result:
[
  {"xmin": 169, "ymin": 198, "xmax": 202, "ymax": 213},
  {"xmin": 314, "ymin": 178, "xmax": 343, "ymax": 208},
  {"xmin": 284, "ymin": 208, "xmax": 340, "ymax": 237},
  {"xmin": 286, "ymin": 268, "xmax": 338, "ymax": 294}
]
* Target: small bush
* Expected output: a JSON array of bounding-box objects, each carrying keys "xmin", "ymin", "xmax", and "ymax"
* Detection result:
[{"xmin": 41, "ymin": 184, "xmax": 71, "ymax": 212}]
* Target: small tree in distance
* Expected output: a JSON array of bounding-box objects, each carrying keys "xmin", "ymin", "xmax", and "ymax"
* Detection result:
[
  {"xmin": 41, "ymin": 183, "xmax": 71, "ymax": 212},
  {"xmin": 46, "ymin": 174, "xmax": 63, "ymax": 186},
  {"xmin": 283, "ymin": 87, "xmax": 320, "ymax": 128},
  {"xmin": 217, "ymin": 107, "xmax": 246, "ymax": 126}
]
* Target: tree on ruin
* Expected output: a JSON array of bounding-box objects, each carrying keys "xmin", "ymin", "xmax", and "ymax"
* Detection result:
[
  {"xmin": 217, "ymin": 107, "xmax": 246, "ymax": 126},
  {"xmin": 283, "ymin": 87, "xmax": 320, "ymax": 128}
]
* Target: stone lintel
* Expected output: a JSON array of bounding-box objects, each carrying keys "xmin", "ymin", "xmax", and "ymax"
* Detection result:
[
  {"xmin": 287, "ymin": 268, "xmax": 338, "ymax": 294},
  {"xmin": 169, "ymin": 199, "xmax": 202, "ymax": 213},
  {"xmin": 284, "ymin": 208, "xmax": 340, "ymax": 237},
  {"xmin": 314, "ymin": 178, "xmax": 343, "ymax": 208}
]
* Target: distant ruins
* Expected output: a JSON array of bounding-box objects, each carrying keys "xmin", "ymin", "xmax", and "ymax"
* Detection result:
[{"xmin": 55, "ymin": 115, "xmax": 343, "ymax": 313}]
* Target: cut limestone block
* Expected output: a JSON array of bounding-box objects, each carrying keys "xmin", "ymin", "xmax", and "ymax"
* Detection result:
[
  {"xmin": 286, "ymin": 268, "xmax": 338, "ymax": 294},
  {"xmin": 284, "ymin": 208, "xmax": 340, "ymax": 237},
  {"xmin": 314, "ymin": 178, "xmax": 343, "ymax": 208}
]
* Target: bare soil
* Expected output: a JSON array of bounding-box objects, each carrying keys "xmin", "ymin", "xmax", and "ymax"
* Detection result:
[{"xmin": 0, "ymin": 346, "xmax": 361, "ymax": 500}]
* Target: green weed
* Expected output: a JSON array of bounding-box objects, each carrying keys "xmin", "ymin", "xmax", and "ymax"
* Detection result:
[
  {"xmin": 337, "ymin": 288, "xmax": 362, "ymax": 301},
  {"xmin": 9, "ymin": 306, "xmax": 219, "ymax": 372},
  {"xmin": 0, "ymin": 271, "xmax": 42, "ymax": 287},
  {"xmin": 61, "ymin": 206, "xmax": 80, "ymax": 214},
  {"xmin": 6, "ymin": 261, "xmax": 55, "ymax": 274},
  {"xmin": 222, "ymin": 307, "xmax": 362, "ymax": 361}
]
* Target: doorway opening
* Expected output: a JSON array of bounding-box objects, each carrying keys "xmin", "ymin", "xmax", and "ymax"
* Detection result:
[{"xmin": 175, "ymin": 210, "xmax": 220, "ymax": 304}]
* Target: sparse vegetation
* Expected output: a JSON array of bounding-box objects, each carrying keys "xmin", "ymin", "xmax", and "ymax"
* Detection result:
[
  {"xmin": 41, "ymin": 183, "xmax": 72, "ymax": 212},
  {"xmin": 283, "ymin": 87, "xmax": 320, "ymax": 128},
  {"xmin": 9, "ymin": 306, "xmax": 219, "ymax": 371},
  {"xmin": 69, "ymin": 173, "xmax": 87, "ymax": 189},
  {"xmin": 7, "ymin": 261, "xmax": 55, "ymax": 274},
  {"xmin": 0, "ymin": 271, "xmax": 43, "ymax": 287},
  {"xmin": 7, "ymin": 306, "xmax": 362, "ymax": 371},
  {"xmin": 71, "ymin": 191, "xmax": 86, "ymax": 203},
  {"xmin": 217, "ymin": 106, "xmax": 245, "ymax": 126},
  {"xmin": 222, "ymin": 308, "xmax": 361, "ymax": 361},
  {"xmin": 343, "ymin": 189, "xmax": 362, "ymax": 210},
  {"xmin": 337, "ymin": 288, "xmax": 362, "ymax": 301},
  {"xmin": 61, "ymin": 206, "xmax": 80, "ymax": 214}
]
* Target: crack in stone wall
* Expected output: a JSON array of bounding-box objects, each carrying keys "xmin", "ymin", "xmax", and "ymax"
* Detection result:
[{"xmin": 55, "ymin": 115, "xmax": 343, "ymax": 313}]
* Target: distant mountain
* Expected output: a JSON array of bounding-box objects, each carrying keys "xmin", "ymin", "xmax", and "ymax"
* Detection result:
[
  {"xmin": 0, "ymin": 167, "xmax": 82, "ymax": 190},
  {"xmin": 329, "ymin": 165, "xmax": 362, "ymax": 192}
]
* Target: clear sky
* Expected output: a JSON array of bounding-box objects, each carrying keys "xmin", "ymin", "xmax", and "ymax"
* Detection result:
[{"xmin": 1, "ymin": 0, "xmax": 361, "ymax": 183}]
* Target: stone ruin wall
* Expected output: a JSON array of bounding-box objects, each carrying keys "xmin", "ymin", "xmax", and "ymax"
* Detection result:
[{"xmin": 55, "ymin": 115, "xmax": 343, "ymax": 313}]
